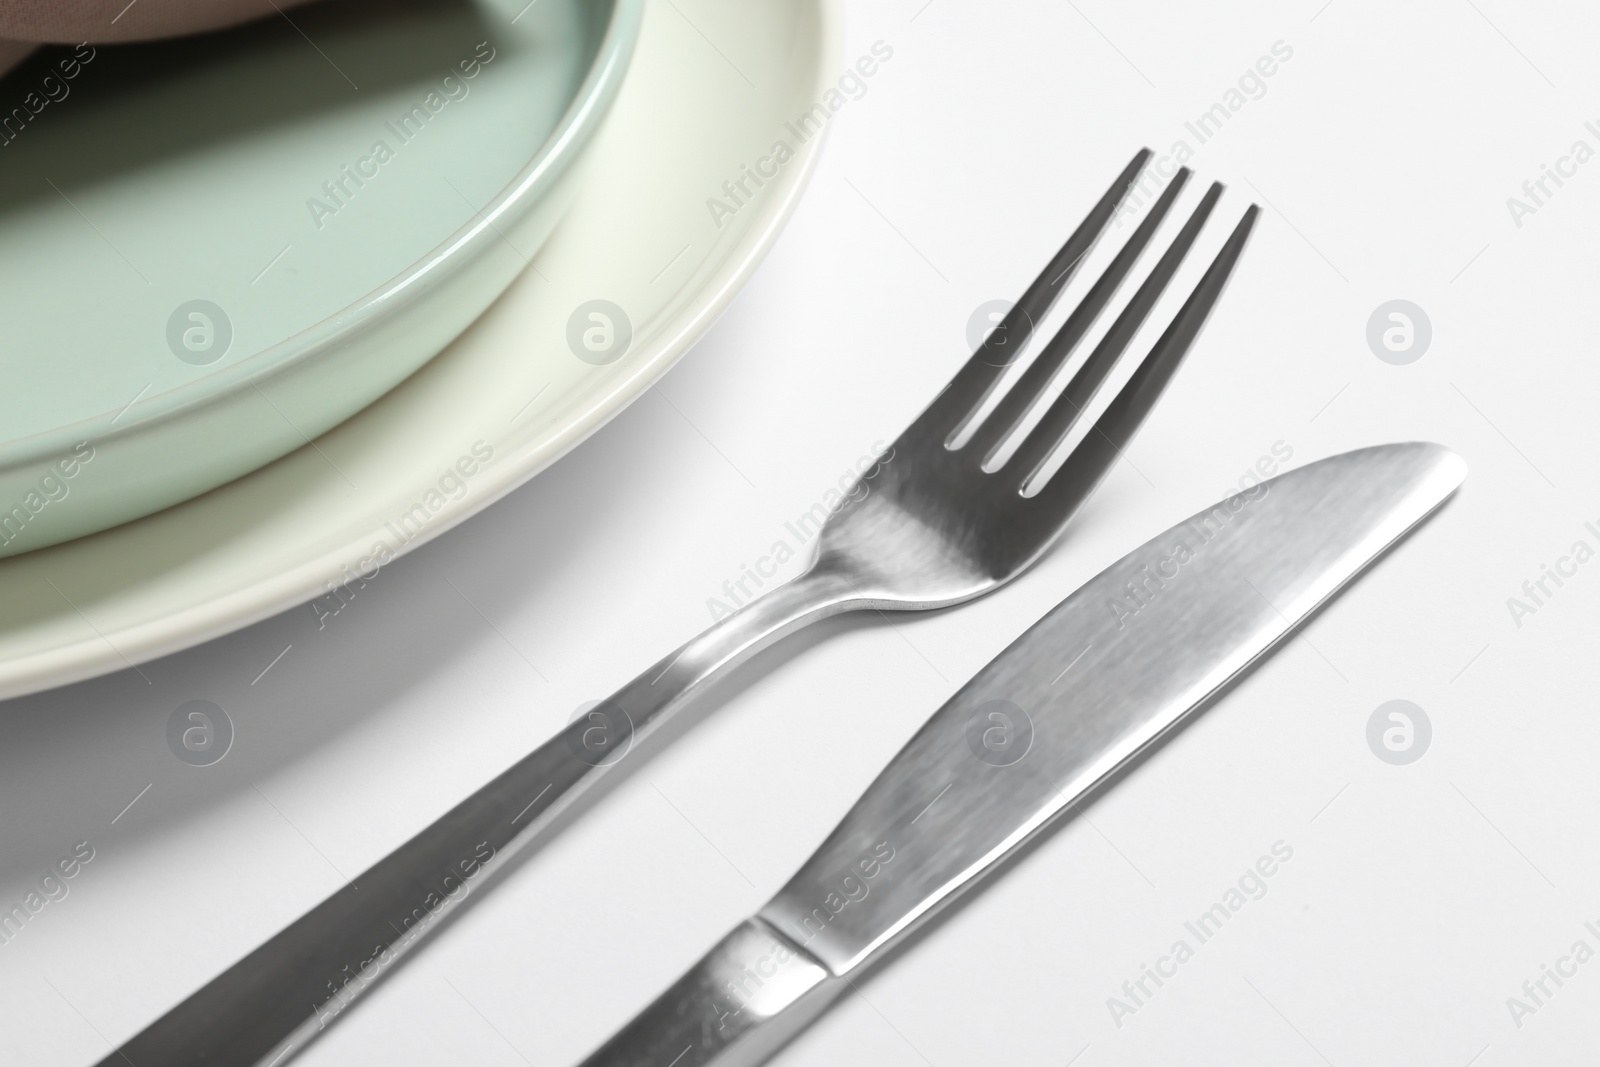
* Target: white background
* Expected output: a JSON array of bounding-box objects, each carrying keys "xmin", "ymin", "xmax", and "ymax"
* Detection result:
[{"xmin": 4, "ymin": 0, "xmax": 1600, "ymax": 1064}]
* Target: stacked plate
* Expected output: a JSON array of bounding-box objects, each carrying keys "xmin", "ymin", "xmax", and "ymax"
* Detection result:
[
  {"xmin": 0, "ymin": 0, "xmax": 841, "ymax": 698},
  {"xmin": 0, "ymin": 0, "xmax": 642, "ymax": 557}
]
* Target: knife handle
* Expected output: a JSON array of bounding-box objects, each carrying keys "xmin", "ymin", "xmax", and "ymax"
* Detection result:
[{"xmin": 578, "ymin": 919, "xmax": 846, "ymax": 1067}]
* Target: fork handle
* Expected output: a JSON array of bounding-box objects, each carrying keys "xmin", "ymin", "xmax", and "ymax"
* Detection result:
[{"xmin": 103, "ymin": 567, "xmax": 862, "ymax": 1067}]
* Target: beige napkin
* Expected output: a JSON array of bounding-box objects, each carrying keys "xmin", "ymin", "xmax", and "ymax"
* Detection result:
[{"xmin": 0, "ymin": 0, "xmax": 322, "ymax": 76}]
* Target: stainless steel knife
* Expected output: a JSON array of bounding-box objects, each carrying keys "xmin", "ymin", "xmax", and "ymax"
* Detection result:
[{"xmin": 577, "ymin": 441, "xmax": 1466, "ymax": 1067}]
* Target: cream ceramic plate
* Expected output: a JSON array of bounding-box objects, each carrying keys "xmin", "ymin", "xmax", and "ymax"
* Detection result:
[{"xmin": 0, "ymin": 0, "xmax": 841, "ymax": 700}]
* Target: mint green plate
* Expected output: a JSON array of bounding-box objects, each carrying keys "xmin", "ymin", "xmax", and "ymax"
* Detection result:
[{"xmin": 0, "ymin": 0, "xmax": 641, "ymax": 558}]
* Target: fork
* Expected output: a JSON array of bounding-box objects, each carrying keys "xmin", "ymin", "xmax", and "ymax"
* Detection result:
[{"xmin": 105, "ymin": 148, "xmax": 1259, "ymax": 1067}]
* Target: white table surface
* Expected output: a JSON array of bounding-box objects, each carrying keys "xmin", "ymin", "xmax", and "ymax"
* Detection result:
[{"xmin": 4, "ymin": 1, "xmax": 1599, "ymax": 1064}]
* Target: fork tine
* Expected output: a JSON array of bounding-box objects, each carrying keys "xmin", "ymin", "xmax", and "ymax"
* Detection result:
[
  {"xmin": 907, "ymin": 148, "xmax": 1152, "ymax": 444},
  {"xmin": 1002, "ymin": 180, "xmax": 1224, "ymax": 484},
  {"xmin": 965, "ymin": 167, "xmax": 1192, "ymax": 463},
  {"xmin": 1026, "ymin": 204, "xmax": 1261, "ymax": 516}
]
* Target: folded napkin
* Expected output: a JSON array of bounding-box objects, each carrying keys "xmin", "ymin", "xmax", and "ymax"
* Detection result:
[{"xmin": 0, "ymin": 0, "xmax": 322, "ymax": 76}]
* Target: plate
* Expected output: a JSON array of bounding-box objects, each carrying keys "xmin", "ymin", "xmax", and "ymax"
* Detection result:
[
  {"xmin": 0, "ymin": 0, "xmax": 642, "ymax": 556},
  {"xmin": 0, "ymin": 0, "xmax": 841, "ymax": 700}
]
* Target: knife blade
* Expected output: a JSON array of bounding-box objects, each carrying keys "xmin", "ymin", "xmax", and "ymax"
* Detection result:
[{"xmin": 578, "ymin": 441, "xmax": 1466, "ymax": 1067}]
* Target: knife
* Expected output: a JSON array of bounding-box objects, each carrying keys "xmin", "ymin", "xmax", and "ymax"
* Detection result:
[{"xmin": 577, "ymin": 441, "xmax": 1466, "ymax": 1067}]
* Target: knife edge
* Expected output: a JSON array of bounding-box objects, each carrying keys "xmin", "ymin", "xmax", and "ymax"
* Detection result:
[{"xmin": 761, "ymin": 443, "xmax": 1464, "ymax": 975}]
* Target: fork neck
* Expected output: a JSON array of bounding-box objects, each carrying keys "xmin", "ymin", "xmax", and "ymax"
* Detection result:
[{"xmin": 608, "ymin": 565, "xmax": 864, "ymax": 743}]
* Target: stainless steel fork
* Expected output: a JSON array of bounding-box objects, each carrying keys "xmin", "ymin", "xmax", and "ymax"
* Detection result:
[{"xmin": 105, "ymin": 149, "xmax": 1259, "ymax": 1067}]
